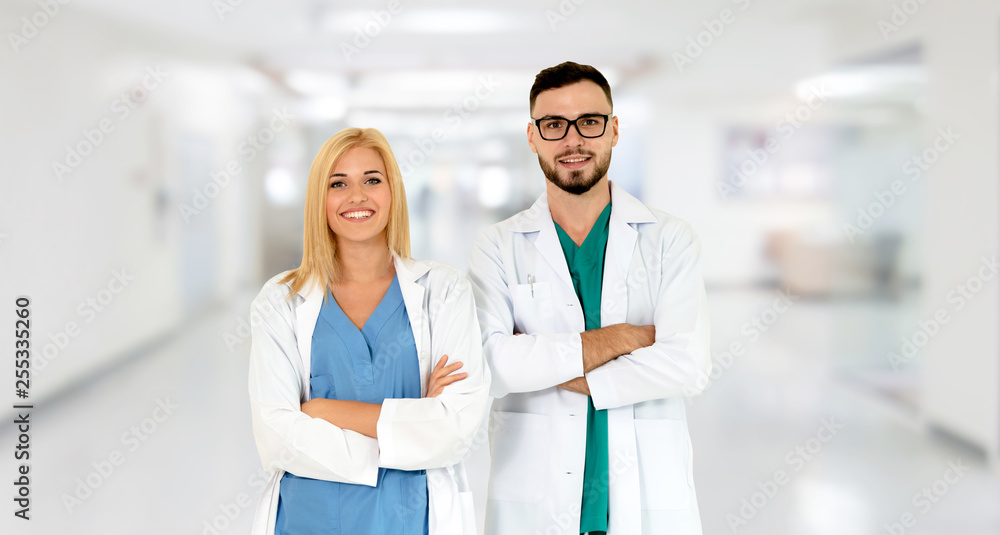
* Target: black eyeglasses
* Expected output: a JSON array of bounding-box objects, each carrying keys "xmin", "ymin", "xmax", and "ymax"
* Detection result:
[{"xmin": 532, "ymin": 114, "xmax": 611, "ymax": 141}]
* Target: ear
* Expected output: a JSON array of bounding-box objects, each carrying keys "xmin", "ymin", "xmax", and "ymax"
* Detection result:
[
  {"xmin": 526, "ymin": 122, "xmax": 538, "ymax": 154},
  {"xmin": 610, "ymin": 115, "xmax": 620, "ymax": 148}
]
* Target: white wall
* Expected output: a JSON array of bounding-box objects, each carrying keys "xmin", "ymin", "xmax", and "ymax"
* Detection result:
[
  {"xmin": 0, "ymin": 4, "xmax": 273, "ymax": 403},
  {"xmin": 920, "ymin": 0, "xmax": 1000, "ymax": 465},
  {"xmin": 633, "ymin": 1, "xmax": 1000, "ymax": 463}
]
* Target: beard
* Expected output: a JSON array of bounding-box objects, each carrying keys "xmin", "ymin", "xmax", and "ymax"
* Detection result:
[{"xmin": 539, "ymin": 148, "xmax": 612, "ymax": 195}]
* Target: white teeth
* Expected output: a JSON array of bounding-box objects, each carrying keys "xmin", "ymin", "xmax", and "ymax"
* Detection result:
[
  {"xmin": 561, "ymin": 157, "xmax": 589, "ymax": 163},
  {"xmin": 343, "ymin": 211, "xmax": 373, "ymax": 219}
]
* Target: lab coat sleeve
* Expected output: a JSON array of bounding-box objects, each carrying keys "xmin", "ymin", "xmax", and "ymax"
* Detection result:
[
  {"xmin": 586, "ymin": 221, "xmax": 712, "ymax": 410},
  {"xmin": 247, "ymin": 283, "xmax": 380, "ymax": 486},
  {"xmin": 376, "ymin": 269, "xmax": 491, "ymax": 470},
  {"xmin": 467, "ymin": 229, "xmax": 585, "ymax": 399}
]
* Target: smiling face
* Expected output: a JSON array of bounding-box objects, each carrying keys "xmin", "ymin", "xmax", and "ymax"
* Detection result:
[
  {"xmin": 527, "ymin": 80, "xmax": 619, "ymax": 196},
  {"xmin": 325, "ymin": 147, "xmax": 392, "ymax": 249}
]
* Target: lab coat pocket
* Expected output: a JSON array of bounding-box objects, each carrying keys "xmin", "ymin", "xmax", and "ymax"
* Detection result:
[
  {"xmin": 634, "ymin": 419, "xmax": 692, "ymax": 510},
  {"xmin": 487, "ymin": 411, "xmax": 549, "ymax": 503},
  {"xmin": 309, "ymin": 374, "xmax": 337, "ymax": 400},
  {"xmin": 510, "ymin": 281, "xmax": 554, "ymax": 334}
]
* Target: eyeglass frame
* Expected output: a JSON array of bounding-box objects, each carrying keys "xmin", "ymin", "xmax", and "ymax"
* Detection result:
[{"xmin": 531, "ymin": 113, "xmax": 613, "ymax": 141}]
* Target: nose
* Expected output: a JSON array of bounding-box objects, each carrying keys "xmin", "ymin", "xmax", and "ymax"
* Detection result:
[
  {"xmin": 562, "ymin": 123, "xmax": 585, "ymax": 147},
  {"xmin": 347, "ymin": 182, "xmax": 368, "ymax": 202}
]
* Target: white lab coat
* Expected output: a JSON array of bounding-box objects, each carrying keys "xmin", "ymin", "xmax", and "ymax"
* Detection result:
[
  {"xmin": 248, "ymin": 254, "xmax": 491, "ymax": 535},
  {"xmin": 468, "ymin": 181, "xmax": 711, "ymax": 535}
]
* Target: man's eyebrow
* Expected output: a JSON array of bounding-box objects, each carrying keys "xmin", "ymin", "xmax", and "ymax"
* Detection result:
[{"xmin": 539, "ymin": 112, "xmax": 606, "ymax": 118}]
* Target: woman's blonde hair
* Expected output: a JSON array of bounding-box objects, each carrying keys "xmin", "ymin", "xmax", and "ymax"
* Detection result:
[{"xmin": 279, "ymin": 127, "xmax": 410, "ymax": 300}]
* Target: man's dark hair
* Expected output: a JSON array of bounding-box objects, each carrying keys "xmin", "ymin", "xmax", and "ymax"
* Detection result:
[{"xmin": 529, "ymin": 61, "xmax": 613, "ymax": 115}]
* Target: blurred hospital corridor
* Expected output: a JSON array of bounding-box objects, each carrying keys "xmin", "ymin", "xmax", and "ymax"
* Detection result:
[
  {"xmin": 3, "ymin": 288, "xmax": 999, "ymax": 534},
  {"xmin": 3, "ymin": 0, "xmax": 1000, "ymax": 534}
]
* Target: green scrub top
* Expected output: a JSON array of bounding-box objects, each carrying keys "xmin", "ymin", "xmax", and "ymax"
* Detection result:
[{"xmin": 553, "ymin": 202, "xmax": 611, "ymax": 535}]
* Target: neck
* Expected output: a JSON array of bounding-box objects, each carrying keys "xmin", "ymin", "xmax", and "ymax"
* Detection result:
[
  {"xmin": 547, "ymin": 177, "xmax": 612, "ymax": 245},
  {"xmin": 334, "ymin": 237, "xmax": 394, "ymax": 284}
]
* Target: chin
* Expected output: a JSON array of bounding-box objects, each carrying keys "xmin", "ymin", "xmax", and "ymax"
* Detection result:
[
  {"xmin": 550, "ymin": 171, "xmax": 602, "ymax": 195},
  {"xmin": 539, "ymin": 153, "xmax": 610, "ymax": 196}
]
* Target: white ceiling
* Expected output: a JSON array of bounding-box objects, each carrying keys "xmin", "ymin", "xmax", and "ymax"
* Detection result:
[
  {"xmin": 66, "ymin": 0, "xmax": 885, "ymax": 70},
  {"xmin": 55, "ymin": 0, "xmax": 920, "ymax": 115}
]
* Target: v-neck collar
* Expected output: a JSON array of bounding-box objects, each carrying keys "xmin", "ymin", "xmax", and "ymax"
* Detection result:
[
  {"xmin": 320, "ymin": 274, "xmax": 403, "ymax": 342},
  {"xmin": 554, "ymin": 202, "xmax": 612, "ymax": 261}
]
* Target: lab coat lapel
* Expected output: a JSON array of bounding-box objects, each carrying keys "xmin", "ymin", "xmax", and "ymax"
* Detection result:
[
  {"xmin": 515, "ymin": 192, "xmax": 573, "ymax": 288},
  {"xmin": 535, "ymin": 223, "xmax": 574, "ymax": 288},
  {"xmin": 602, "ymin": 182, "xmax": 657, "ymax": 326},
  {"xmin": 294, "ymin": 277, "xmax": 326, "ymax": 393},
  {"xmin": 393, "ymin": 254, "xmax": 432, "ymax": 397},
  {"xmin": 603, "ymin": 212, "xmax": 635, "ymax": 327}
]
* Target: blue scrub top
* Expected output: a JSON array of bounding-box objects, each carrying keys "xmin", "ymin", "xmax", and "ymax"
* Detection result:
[{"xmin": 275, "ymin": 275, "xmax": 429, "ymax": 535}]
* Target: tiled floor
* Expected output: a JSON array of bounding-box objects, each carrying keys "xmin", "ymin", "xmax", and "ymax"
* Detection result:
[{"xmin": 1, "ymin": 288, "xmax": 997, "ymax": 534}]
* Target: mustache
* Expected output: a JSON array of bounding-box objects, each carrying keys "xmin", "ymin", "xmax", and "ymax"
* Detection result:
[{"xmin": 554, "ymin": 149, "xmax": 596, "ymax": 160}]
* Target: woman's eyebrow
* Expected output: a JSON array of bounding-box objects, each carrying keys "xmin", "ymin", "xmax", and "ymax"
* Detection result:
[{"xmin": 330, "ymin": 170, "xmax": 384, "ymax": 178}]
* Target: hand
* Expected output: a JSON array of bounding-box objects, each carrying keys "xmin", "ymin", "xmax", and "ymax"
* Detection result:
[
  {"xmin": 634, "ymin": 324, "xmax": 655, "ymax": 348},
  {"xmin": 298, "ymin": 398, "xmax": 381, "ymax": 438},
  {"xmin": 557, "ymin": 376, "xmax": 591, "ymax": 396},
  {"xmin": 300, "ymin": 398, "xmax": 323, "ymax": 418},
  {"xmin": 581, "ymin": 323, "xmax": 656, "ymax": 373},
  {"xmin": 426, "ymin": 355, "xmax": 467, "ymax": 397}
]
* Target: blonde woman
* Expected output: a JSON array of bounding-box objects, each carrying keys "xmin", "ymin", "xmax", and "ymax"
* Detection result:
[{"xmin": 248, "ymin": 127, "xmax": 490, "ymax": 535}]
